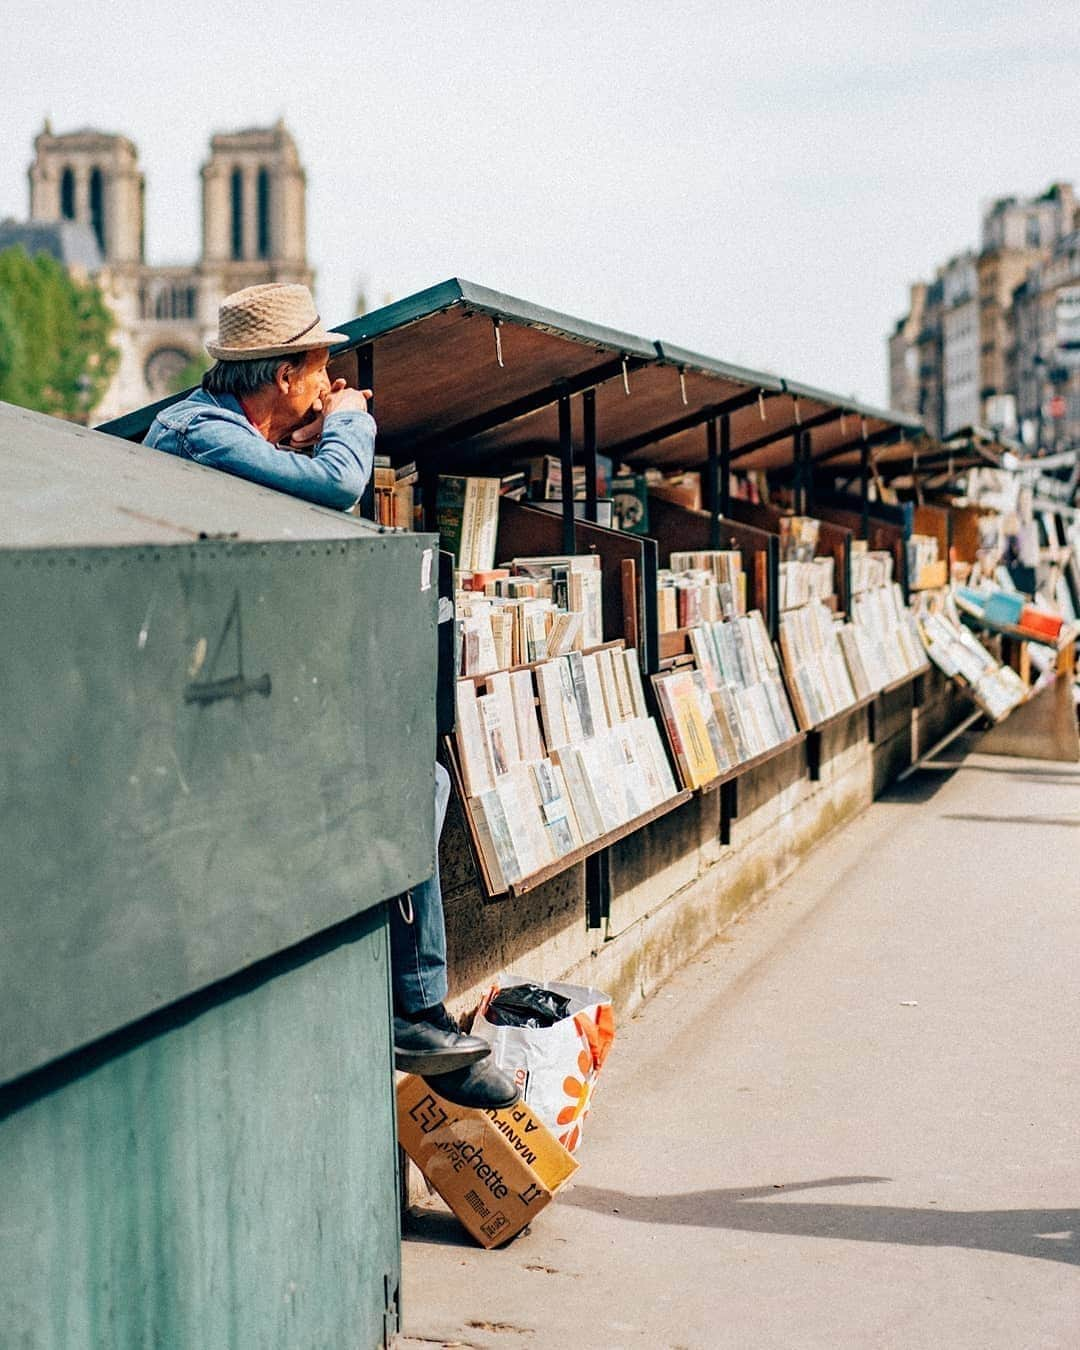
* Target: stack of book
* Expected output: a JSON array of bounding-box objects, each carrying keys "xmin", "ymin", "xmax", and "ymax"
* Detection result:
[
  {"xmin": 436, "ymin": 475, "xmax": 502, "ymax": 571},
  {"xmin": 850, "ymin": 547, "xmax": 894, "ymax": 595},
  {"xmin": 779, "ymin": 516, "xmax": 820, "ymax": 562},
  {"xmin": 454, "ymin": 555, "xmax": 604, "ymax": 676},
  {"xmin": 779, "ymin": 557, "xmax": 834, "ymax": 610},
  {"xmin": 845, "ymin": 582, "xmax": 926, "ymax": 695},
  {"xmin": 657, "ymin": 552, "xmax": 746, "ymax": 633},
  {"xmin": 371, "ymin": 457, "xmax": 418, "ymax": 529},
  {"xmin": 779, "ymin": 601, "xmax": 860, "ymax": 728},
  {"xmin": 906, "ymin": 534, "xmax": 941, "ymax": 587},
  {"xmin": 454, "ymin": 646, "xmax": 679, "ymax": 891},
  {"xmin": 918, "ymin": 604, "xmax": 1027, "ymax": 721},
  {"xmin": 653, "ymin": 611, "xmax": 799, "ymax": 789},
  {"xmin": 514, "ymin": 453, "xmax": 613, "ymax": 503}
]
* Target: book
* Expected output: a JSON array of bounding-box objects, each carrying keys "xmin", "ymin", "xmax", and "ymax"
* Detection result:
[
  {"xmin": 437, "ymin": 475, "xmax": 502, "ymax": 570},
  {"xmin": 472, "ymin": 787, "xmax": 520, "ymax": 888},
  {"xmin": 611, "ymin": 474, "xmax": 650, "ymax": 534},
  {"xmin": 551, "ymin": 746, "xmax": 603, "ymax": 842},
  {"xmin": 510, "ymin": 668, "xmax": 545, "ymax": 762},
  {"xmin": 455, "ymin": 680, "xmax": 495, "ymax": 796},
  {"xmin": 653, "ymin": 671, "xmax": 719, "ymax": 789}
]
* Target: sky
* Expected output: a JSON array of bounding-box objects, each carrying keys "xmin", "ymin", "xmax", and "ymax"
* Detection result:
[{"xmin": 1, "ymin": 0, "xmax": 1077, "ymax": 406}]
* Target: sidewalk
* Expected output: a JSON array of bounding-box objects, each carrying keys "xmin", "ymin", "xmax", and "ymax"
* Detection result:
[{"xmin": 399, "ymin": 748, "xmax": 1080, "ymax": 1350}]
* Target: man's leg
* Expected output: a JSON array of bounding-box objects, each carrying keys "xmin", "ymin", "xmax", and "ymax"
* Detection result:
[
  {"xmin": 389, "ymin": 761, "xmax": 451, "ymax": 1015},
  {"xmin": 389, "ymin": 762, "xmax": 518, "ymax": 1108}
]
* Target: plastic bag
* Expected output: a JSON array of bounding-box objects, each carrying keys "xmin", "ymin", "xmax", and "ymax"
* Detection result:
[
  {"xmin": 473, "ymin": 974, "xmax": 615, "ymax": 1154},
  {"xmin": 485, "ymin": 982, "xmax": 572, "ymax": 1028}
]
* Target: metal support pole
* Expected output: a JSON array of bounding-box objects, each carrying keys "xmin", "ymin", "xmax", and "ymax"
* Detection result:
[
  {"xmin": 585, "ymin": 847, "xmax": 611, "ymax": 931},
  {"xmin": 558, "ymin": 393, "xmax": 575, "ymax": 555},
  {"xmin": 793, "ymin": 430, "xmax": 805, "ymax": 515},
  {"xmin": 719, "ymin": 412, "xmax": 731, "ymax": 518},
  {"xmin": 357, "ymin": 344, "xmax": 376, "ymax": 522},
  {"xmin": 582, "ymin": 388, "xmax": 598, "ymax": 524},
  {"xmin": 860, "ymin": 438, "xmax": 870, "ymax": 540},
  {"xmin": 707, "ymin": 416, "xmax": 720, "ymax": 549},
  {"xmin": 804, "ymin": 430, "xmax": 815, "ymax": 511}
]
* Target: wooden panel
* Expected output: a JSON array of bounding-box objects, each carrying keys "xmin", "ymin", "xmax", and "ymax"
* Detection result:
[
  {"xmin": 726, "ymin": 500, "xmax": 853, "ymax": 613},
  {"xmin": 496, "ymin": 500, "xmax": 647, "ymax": 646},
  {"xmin": 645, "ymin": 494, "xmax": 774, "ymax": 617}
]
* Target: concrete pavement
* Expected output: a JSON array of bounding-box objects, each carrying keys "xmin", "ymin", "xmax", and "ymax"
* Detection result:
[{"xmin": 399, "ymin": 749, "xmax": 1080, "ymax": 1349}]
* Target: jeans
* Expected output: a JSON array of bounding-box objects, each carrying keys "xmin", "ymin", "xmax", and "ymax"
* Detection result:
[{"xmin": 389, "ymin": 762, "xmax": 451, "ymax": 1014}]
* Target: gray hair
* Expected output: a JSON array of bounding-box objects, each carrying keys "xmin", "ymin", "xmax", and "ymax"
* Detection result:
[{"xmin": 202, "ymin": 353, "xmax": 306, "ymax": 398}]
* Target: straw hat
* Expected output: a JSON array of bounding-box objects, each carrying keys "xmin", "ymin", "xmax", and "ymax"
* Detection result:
[{"xmin": 206, "ymin": 283, "xmax": 348, "ymax": 361}]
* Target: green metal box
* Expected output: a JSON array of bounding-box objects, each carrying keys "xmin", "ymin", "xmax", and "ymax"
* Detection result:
[{"xmin": 1, "ymin": 403, "xmax": 436, "ymax": 1347}]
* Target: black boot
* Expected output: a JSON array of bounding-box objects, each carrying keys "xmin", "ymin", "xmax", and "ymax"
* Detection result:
[
  {"xmin": 393, "ymin": 1003, "xmax": 491, "ymax": 1075},
  {"xmin": 423, "ymin": 1058, "xmax": 520, "ymax": 1111}
]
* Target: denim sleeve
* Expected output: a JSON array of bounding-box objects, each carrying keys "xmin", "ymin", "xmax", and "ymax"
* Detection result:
[{"xmin": 182, "ymin": 409, "xmax": 376, "ymax": 511}]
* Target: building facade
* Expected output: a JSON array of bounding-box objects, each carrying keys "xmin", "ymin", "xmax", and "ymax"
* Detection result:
[
  {"xmin": 888, "ymin": 183, "xmax": 1079, "ymax": 446},
  {"xmin": 13, "ymin": 120, "xmax": 313, "ymax": 421}
]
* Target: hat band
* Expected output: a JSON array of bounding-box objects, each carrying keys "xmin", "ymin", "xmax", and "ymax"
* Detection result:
[{"xmin": 280, "ymin": 315, "xmax": 321, "ymax": 344}]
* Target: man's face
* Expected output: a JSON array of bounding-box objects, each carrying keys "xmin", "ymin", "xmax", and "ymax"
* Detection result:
[{"xmin": 278, "ymin": 347, "xmax": 332, "ymax": 434}]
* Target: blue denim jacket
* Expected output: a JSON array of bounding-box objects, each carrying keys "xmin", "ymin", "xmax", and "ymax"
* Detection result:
[{"xmin": 144, "ymin": 388, "xmax": 375, "ymax": 511}]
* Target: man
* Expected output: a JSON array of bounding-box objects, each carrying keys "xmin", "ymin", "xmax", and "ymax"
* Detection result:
[{"xmin": 146, "ymin": 283, "xmax": 514, "ymax": 1110}]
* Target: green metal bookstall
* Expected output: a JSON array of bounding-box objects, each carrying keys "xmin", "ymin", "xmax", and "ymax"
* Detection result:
[{"xmin": 1, "ymin": 401, "xmax": 438, "ymax": 1348}]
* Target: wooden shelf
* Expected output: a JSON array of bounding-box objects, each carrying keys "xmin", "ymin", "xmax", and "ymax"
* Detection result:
[
  {"xmin": 875, "ymin": 663, "xmax": 931, "ymax": 698},
  {"xmin": 442, "ymin": 734, "xmax": 692, "ymax": 902},
  {"xmin": 506, "ymin": 789, "xmax": 693, "ymax": 899},
  {"xmin": 698, "ymin": 731, "xmax": 807, "ymax": 794},
  {"xmin": 805, "ymin": 691, "xmax": 877, "ymax": 735},
  {"xmin": 456, "ymin": 638, "xmax": 627, "ymax": 685}
]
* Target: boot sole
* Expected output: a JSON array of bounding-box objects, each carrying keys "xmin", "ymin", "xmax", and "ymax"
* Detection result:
[{"xmin": 393, "ymin": 1044, "xmax": 491, "ymax": 1075}]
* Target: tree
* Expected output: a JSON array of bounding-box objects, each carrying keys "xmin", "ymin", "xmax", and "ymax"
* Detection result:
[
  {"xmin": 0, "ymin": 245, "xmax": 119, "ymax": 422},
  {"xmin": 167, "ymin": 351, "xmax": 210, "ymax": 396}
]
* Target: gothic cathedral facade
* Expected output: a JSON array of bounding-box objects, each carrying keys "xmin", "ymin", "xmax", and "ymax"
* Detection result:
[{"xmin": 27, "ymin": 120, "xmax": 313, "ymax": 421}]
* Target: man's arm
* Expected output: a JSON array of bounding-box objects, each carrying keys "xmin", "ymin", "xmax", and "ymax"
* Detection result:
[{"xmin": 181, "ymin": 407, "xmax": 375, "ymax": 511}]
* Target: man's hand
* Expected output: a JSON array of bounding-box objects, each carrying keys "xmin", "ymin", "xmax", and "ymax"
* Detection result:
[{"xmin": 288, "ymin": 382, "xmax": 372, "ymax": 449}]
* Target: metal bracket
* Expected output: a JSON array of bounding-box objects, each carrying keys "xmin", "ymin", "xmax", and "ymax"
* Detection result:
[
  {"xmin": 719, "ymin": 778, "xmax": 738, "ymax": 846},
  {"xmin": 585, "ymin": 847, "xmax": 611, "ymax": 931},
  {"xmin": 806, "ymin": 730, "xmax": 822, "ymax": 782}
]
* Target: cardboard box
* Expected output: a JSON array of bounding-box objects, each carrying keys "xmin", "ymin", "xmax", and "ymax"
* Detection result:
[{"xmin": 396, "ymin": 1074, "xmax": 578, "ymax": 1248}]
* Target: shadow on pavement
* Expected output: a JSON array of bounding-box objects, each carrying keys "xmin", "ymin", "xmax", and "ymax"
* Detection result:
[{"xmin": 561, "ymin": 1176, "xmax": 1080, "ymax": 1267}]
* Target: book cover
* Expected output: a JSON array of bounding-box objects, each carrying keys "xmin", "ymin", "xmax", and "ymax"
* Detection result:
[
  {"xmin": 455, "ymin": 680, "xmax": 495, "ymax": 796},
  {"xmin": 551, "ymin": 747, "xmax": 602, "ymax": 842},
  {"xmin": 510, "ymin": 668, "xmax": 546, "ymax": 762},
  {"xmin": 535, "ymin": 660, "xmax": 570, "ymax": 750},
  {"xmin": 582, "ymin": 653, "xmax": 609, "ymax": 734},
  {"xmin": 566, "ymin": 650, "xmax": 595, "ymax": 740}
]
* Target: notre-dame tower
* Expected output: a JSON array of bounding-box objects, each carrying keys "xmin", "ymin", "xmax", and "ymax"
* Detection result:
[{"xmin": 25, "ymin": 119, "xmax": 313, "ymax": 420}]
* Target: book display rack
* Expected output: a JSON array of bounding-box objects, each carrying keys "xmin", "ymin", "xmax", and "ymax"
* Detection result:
[
  {"xmin": 448, "ymin": 639, "xmax": 689, "ymax": 898},
  {"xmin": 652, "ymin": 610, "xmax": 802, "ymax": 792}
]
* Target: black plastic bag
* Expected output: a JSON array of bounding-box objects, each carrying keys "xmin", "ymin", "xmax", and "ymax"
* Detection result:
[{"xmin": 485, "ymin": 982, "xmax": 572, "ymax": 1029}]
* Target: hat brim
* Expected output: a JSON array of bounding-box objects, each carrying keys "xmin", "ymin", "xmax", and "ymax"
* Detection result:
[{"xmin": 205, "ymin": 328, "xmax": 349, "ymax": 362}]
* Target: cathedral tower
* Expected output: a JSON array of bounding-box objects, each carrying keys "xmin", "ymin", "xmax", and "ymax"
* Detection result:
[
  {"xmin": 200, "ymin": 120, "xmax": 309, "ymax": 285},
  {"xmin": 28, "ymin": 122, "xmax": 144, "ymax": 266}
]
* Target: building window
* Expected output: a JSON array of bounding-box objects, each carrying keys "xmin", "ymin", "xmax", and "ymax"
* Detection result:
[
  {"xmin": 89, "ymin": 167, "xmax": 105, "ymax": 254},
  {"xmin": 60, "ymin": 166, "xmax": 76, "ymax": 220},
  {"xmin": 231, "ymin": 167, "xmax": 244, "ymax": 260},
  {"xmin": 257, "ymin": 167, "xmax": 271, "ymax": 260}
]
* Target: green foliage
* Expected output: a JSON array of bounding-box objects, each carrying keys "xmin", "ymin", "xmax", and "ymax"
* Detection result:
[
  {"xmin": 0, "ymin": 245, "xmax": 119, "ymax": 421},
  {"xmin": 168, "ymin": 350, "xmax": 211, "ymax": 396}
]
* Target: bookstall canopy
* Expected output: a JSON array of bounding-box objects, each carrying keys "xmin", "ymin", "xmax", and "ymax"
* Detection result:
[
  {"xmin": 867, "ymin": 424, "xmax": 1007, "ymax": 489},
  {"xmin": 618, "ymin": 364, "xmax": 924, "ymax": 477},
  {"xmin": 459, "ymin": 341, "xmax": 785, "ymax": 473},
  {"xmin": 97, "ymin": 278, "xmax": 659, "ymax": 464}
]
